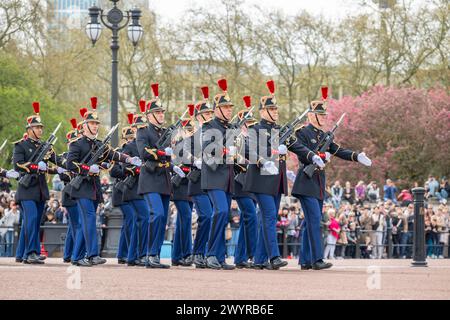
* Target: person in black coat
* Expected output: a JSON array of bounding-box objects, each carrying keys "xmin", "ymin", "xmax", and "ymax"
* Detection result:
[
  {"xmin": 13, "ymin": 102, "xmax": 63, "ymax": 264},
  {"xmin": 288, "ymin": 87, "xmax": 372, "ymax": 270},
  {"xmin": 201, "ymin": 79, "xmax": 237, "ymax": 270},
  {"xmin": 171, "ymin": 117, "xmax": 195, "ymax": 266},
  {"xmin": 135, "ymin": 84, "xmax": 185, "ymax": 269},
  {"xmin": 67, "ymin": 99, "xmax": 141, "ymax": 267},
  {"xmin": 232, "ymin": 104, "xmax": 259, "ymax": 269},
  {"xmin": 243, "ymin": 81, "xmax": 289, "ymax": 270},
  {"xmin": 185, "ymin": 88, "xmax": 215, "ymax": 269}
]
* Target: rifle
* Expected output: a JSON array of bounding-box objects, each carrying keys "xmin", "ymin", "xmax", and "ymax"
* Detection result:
[
  {"xmin": 19, "ymin": 123, "xmax": 62, "ymax": 188},
  {"xmin": 229, "ymin": 105, "xmax": 255, "ymax": 130},
  {"xmin": 303, "ymin": 113, "xmax": 346, "ymax": 178},
  {"xmin": 279, "ymin": 109, "xmax": 309, "ymax": 145},
  {"xmin": 69, "ymin": 124, "xmax": 119, "ymax": 191},
  {"xmin": 156, "ymin": 108, "xmax": 189, "ymax": 149}
]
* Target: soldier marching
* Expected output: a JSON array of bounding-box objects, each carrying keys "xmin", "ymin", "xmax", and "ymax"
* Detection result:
[{"xmin": 3, "ymin": 79, "xmax": 372, "ymax": 271}]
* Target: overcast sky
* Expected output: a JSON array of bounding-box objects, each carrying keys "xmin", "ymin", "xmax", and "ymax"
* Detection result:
[{"xmin": 147, "ymin": 0, "xmax": 428, "ymax": 23}]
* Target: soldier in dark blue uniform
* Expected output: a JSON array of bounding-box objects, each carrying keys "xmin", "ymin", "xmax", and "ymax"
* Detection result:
[
  {"xmin": 13, "ymin": 102, "xmax": 62, "ymax": 264},
  {"xmin": 136, "ymin": 83, "xmax": 180, "ymax": 269},
  {"xmin": 122, "ymin": 107, "xmax": 150, "ymax": 267},
  {"xmin": 185, "ymin": 87, "xmax": 214, "ymax": 269},
  {"xmin": 202, "ymin": 79, "xmax": 236, "ymax": 270},
  {"xmin": 243, "ymin": 81, "xmax": 289, "ymax": 270},
  {"xmin": 67, "ymin": 98, "xmax": 141, "ymax": 267},
  {"xmin": 171, "ymin": 114, "xmax": 195, "ymax": 266},
  {"xmin": 232, "ymin": 102, "xmax": 259, "ymax": 269},
  {"xmin": 110, "ymin": 114, "xmax": 137, "ymax": 265},
  {"xmin": 62, "ymin": 118, "xmax": 85, "ymax": 263},
  {"xmin": 289, "ymin": 87, "xmax": 372, "ymax": 270}
]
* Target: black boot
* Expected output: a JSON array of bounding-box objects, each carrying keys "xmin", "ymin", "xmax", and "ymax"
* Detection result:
[
  {"xmin": 270, "ymin": 257, "xmax": 288, "ymax": 269},
  {"xmin": 312, "ymin": 260, "xmax": 333, "ymax": 270},
  {"xmin": 193, "ymin": 254, "xmax": 206, "ymax": 269},
  {"xmin": 89, "ymin": 256, "xmax": 107, "ymax": 265},
  {"xmin": 25, "ymin": 253, "xmax": 44, "ymax": 265},
  {"xmin": 72, "ymin": 258, "xmax": 92, "ymax": 267},
  {"xmin": 205, "ymin": 256, "xmax": 222, "ymax": 270}
]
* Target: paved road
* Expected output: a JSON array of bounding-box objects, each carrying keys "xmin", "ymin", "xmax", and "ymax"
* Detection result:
[{"xmin": 0, "ymin": 258, "xmax": 449, "ymax": 300}]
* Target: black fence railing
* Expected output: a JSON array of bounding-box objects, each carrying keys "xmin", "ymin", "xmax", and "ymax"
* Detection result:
[{"xmin": 1, "ymin": 224, "xmax": 449, "ymax": 259}]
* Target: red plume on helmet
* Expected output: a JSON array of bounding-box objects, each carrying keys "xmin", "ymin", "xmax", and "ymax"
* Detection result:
[
  {"xmin": 181, "ymin": 120, "xmax": 189, "ymax": 127},
  {"xmin": 266, "ymin": 80, "xmax": 275, "ymax": 95},
  {"xmin": 243, "ymin": 96, "xmax": 251, "ymax": 108},
  {"xmin": 195, "ymin": 103, "xmax": 202, "ymax": 111},
  {"xmin": 70, "ymin": 118, "xmax": 77, "ymax": 129},
  {"xmin": 201, "ymin": 86, "xmax": 209, "ymax": 100},
  {"xmin": 217, "ymin": 79, "xmax": 227, "ymax": 92},
  {"xmin": 80, "ymin": 108, "xmax": 88, "ymax": 118},
  {"xmin": 139, "ymin": 99, "xmax": 146, "ymax": 113},
  {"xmin": 151, "ymin": 83, "xmax": 159, "ymax": 98},
  {"xmin": 90, "ymin": 97, "xmax": 98, "ymax": 110},
  {"xmin": 127, "ymin": 113, "xmax": 134, "ymax": 125},
  {"xmin": 321, "ymin": 87, "xmax": 329, "ymax": 100},
  {"xmin": 32, "ymin": 102, "xmax": 40, "ymax": 114},
  {"xmin": 188, "ymin": 104, "xmax": 195, "ymax": 117}
]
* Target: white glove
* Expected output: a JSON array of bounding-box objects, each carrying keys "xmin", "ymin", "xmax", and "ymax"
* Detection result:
[
  {"xmin": 194, "ymin": 159, "xmax": 202, "ymax": 170},
  {"xmin": 164, "ymin": 147, "xmax": 173, "ymax": 157},
  {"xmin": 38, "ymin": 161, "xmax": 47, "ymax": 171},
  {"xmin": 6, "ymin": 169, "xmax": 19, "ymax": 179},
  {"xmin": 127, "ymin": 156, "xmax": 142, "ymax": 167},
  {"xmin": 278, "ymin": 144, "xmax": 288, "ymax": 155},
  {"xmin": 324, "ymin": 152, "xmax": 331, "ymax": 162},
  {"xmin": 263, "ymin": 161, "xmax": 279, "ymax": 175},
  {"xmin": 228, "ymin": 146, "xmax": 237, "ymax": 156},
  {"xmin": 89, "ymin": 164, "xmax": 100, "ymax": 174},
  {"xmin": 173, "ymin": 165, "xmax": 186, "ymax": 178},
  {"xmin": 357, "ymin": 152, "xmax": 372, "ymax": 167},
  {"xmin": 57, "ymin": 167, "xmax": 67, "ymax": 174},
  {"xmin": 312, "ymin": 155, "xmax": 325, "ymax": 169},
  {"xmin": 286, "ymin": 170, "xmax": 296, "ymax": 183}
]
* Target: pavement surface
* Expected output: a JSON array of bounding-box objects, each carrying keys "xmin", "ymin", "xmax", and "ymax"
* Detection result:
[{"xmin": 0, "ymin": 258, "xmax": 449, "ymax": 300}]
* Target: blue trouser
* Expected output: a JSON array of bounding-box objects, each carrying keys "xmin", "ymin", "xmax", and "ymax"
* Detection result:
[
  {"xmin": 127, "ymin": 199, "xmax": 149, "ymax": 262},
  {"xmin": 74, "ymin": 198, "xmax": 99, "ymax": 259},
  {"xmin": 63, "ymin": 223, "xmax": 73, "ymax": 260},
  {"xmin": 172, "ymin": 200, "xmax": 193, "ymax": 261},
  {"xmin": 63, "ymin": 206, "xmax": 80, "ymax": 260},
  {"xmin": 234, "ymin": 197, "xmax": 258, "ymax": 264},
  {"xmin": 192, "ymin": 194, "xmax": 213, "ymax": 256},
  {"xmin": 16, "ymin": 201, "xmax": 45, "ymax": 259},
  {"xmin": 117, "ymin": 203, "xmax": 134, "ymax": 259},
  {"xmin": 400, "ymin": 231, "xmax": 412, "ymax": 257},
  {"xmin": 297, "ymin": 195, "xmax": 324, "ymax": 265},
  {"xmin": 206, "ymin": 190, "xmax": 232, "ymax": 263},
  {"xmin": 254, "ymin": 193, "xmax": 282, "ymax": 265},
  {"xmin": 143, "ymin": 193, "xmax": 170, "ymax": 256}
]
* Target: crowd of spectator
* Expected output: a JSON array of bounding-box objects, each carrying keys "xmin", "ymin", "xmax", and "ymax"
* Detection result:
[{"xmin": 0, "ymin": 175, "xmax": 448, "ymax": 259}]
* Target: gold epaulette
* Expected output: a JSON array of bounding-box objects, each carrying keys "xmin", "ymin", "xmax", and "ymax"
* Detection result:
[
  {"xmin": 294, "ymin": 124, "xmax": 306, "ymax": 133},
  {"xmin": 69, "ymin": 136, "xmax": 83, "ymax": 144},
  {"xmin": 12, "ymin": 138, "xmax": 25, "ymax": 145}
]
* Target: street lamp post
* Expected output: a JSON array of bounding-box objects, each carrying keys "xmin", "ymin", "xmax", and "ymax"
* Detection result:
[{"xmin": 85, "ymin": 0, "xmax": 143, "ymax": 147}]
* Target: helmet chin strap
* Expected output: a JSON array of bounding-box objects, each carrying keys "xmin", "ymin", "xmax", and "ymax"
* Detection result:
[
  {"xmin": 314, "ymin": 113, "xmax": 323, "ymax": 128},
  {"xmin": 266, "ymin": 108, "xmax": 276, "ymax": 123},
  {"xmin": 86, "ymin": 122, "xmax": 98, "ymax": 138},
  {"xmin": 29, "ymin": 127, "xmax": 39, "ymax": 141},
  {"xmin": 218, "ymin": 107, "xmax": 229, "ymax": 122},
  {"xmin": 151, "ymin": 113, "xmax": 163, "ymax": 127}
]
